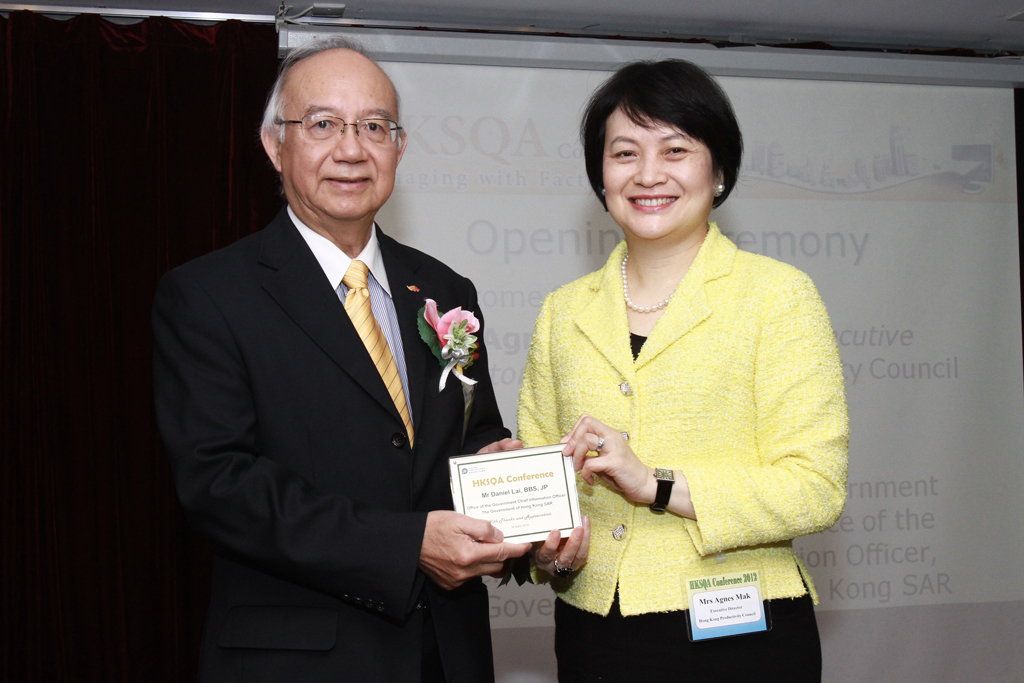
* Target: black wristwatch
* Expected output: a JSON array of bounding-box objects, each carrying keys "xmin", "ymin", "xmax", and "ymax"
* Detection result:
[{"xmin": 649, "ymin": 468, "xmax": 674, "ymax": 513}]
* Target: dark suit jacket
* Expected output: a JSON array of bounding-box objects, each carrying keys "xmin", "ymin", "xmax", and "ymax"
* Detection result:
[{"xmin": 152, "ymin": 209, "xmax": 509, "ymax": 682}]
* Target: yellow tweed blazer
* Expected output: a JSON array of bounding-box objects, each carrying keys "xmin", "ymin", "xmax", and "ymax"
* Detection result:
[{"xmin": 517, "ymin": 223, "xmax": 848, "ymax": 617}]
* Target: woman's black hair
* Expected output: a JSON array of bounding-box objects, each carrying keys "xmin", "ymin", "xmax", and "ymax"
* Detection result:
[{"xmin": 581, "ymin": 59, "xmax": 743, "ymax": 209}]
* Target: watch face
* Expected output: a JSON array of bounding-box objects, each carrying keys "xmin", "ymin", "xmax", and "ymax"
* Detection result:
[{"xmin": 654, "ymin": 468, "xmax": 674, "ymax": 481}]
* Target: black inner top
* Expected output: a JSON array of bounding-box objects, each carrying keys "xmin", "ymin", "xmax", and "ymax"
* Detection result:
[{"xmin": 630, "ymin": 333, "xmax": 647, "ymax": 360}]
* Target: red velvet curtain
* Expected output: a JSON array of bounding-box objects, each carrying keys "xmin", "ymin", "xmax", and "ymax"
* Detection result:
[{"xmin": 1, "ymin": 11, "xmax": 281, "ymax": 680}]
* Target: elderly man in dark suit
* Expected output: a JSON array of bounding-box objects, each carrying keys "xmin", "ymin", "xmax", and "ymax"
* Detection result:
[{"xmin": 152, "ymin": 37, "xmax": 534, "ymax": 682}]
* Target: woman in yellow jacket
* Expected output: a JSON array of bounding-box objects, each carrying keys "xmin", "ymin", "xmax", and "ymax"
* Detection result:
[{"xmin": 517, "ymin": 59, "xmax": 848, "ymax": 682}]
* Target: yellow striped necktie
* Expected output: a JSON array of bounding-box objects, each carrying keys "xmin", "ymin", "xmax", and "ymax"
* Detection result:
[{"xmin": 342, "ymin": 260, "xmax": 414, "ymax": 446}]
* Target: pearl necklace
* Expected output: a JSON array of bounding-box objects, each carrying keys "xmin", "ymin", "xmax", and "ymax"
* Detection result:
[{"xmin": 621, "ymin": 254, "xmax": 673, "ymax": 314}]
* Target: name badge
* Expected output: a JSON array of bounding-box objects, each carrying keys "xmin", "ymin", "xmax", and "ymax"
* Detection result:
[{"xmin": 685, "ymin": 570, "xmax": 770, "ymax": 641}]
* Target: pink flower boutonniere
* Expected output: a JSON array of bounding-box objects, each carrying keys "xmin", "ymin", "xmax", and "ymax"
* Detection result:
[{"xmin": 417, "ymin": 299, "xmax": 481, "ymax": 391}]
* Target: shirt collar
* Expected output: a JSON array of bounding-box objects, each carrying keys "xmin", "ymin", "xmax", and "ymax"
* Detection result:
[{"xmin": 288, "ymin": 206, "xmax": 392, "ymax": 296}]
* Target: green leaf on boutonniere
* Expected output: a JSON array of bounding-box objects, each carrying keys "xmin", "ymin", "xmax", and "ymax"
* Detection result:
[{"xmin": 416, "ymin": 306, "xmax": 443, "ymax": 364}]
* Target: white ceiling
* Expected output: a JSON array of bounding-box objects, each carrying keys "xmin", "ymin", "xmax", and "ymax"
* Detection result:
[{"xmin": 6, "ymin": 1, "xmax": 1024, "ymax": 53}]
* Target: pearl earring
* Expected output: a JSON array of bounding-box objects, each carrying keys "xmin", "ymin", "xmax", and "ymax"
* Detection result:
[{"xmin": 714, "ymin": 183, "xmax": 725, "ymax": 197}]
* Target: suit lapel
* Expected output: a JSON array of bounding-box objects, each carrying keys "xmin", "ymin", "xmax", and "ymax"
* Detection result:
[
  {"xmin": 573, "ymin": 242, "xmax": 636, "ymax": 382},
  {"xmin": 257, "ymin": 210, "xmax": 399, "ymax": 420},
  {"xmin": 635, "ymin": 223, "xmax": 736, "ymax": 370},
  {"xmin": 379, "ymin": 231, "xmax": 460, "ymax": 497}
]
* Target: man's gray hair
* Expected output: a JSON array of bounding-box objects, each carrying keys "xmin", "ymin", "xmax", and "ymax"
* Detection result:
[{"xmin": 260, "ymin": 36, "xmax": 399, "ymax": 142}]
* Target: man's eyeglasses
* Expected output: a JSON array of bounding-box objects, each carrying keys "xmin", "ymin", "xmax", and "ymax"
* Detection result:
[{"xmin": 275, "ymin": 114, "xmax": 404, "ymax": 145}]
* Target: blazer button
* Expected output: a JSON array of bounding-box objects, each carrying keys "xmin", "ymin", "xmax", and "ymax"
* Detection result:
[
  {"xmin": 612, "ymin": 524, "xmax": 627, "ymax": 540},
  {"xmin": 619, "ymin": 381, "xmax": 632, "ymax": 396},
  {"xmin": 391, "ymin": 432, "xmax": 407, "ymax": 448}
]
